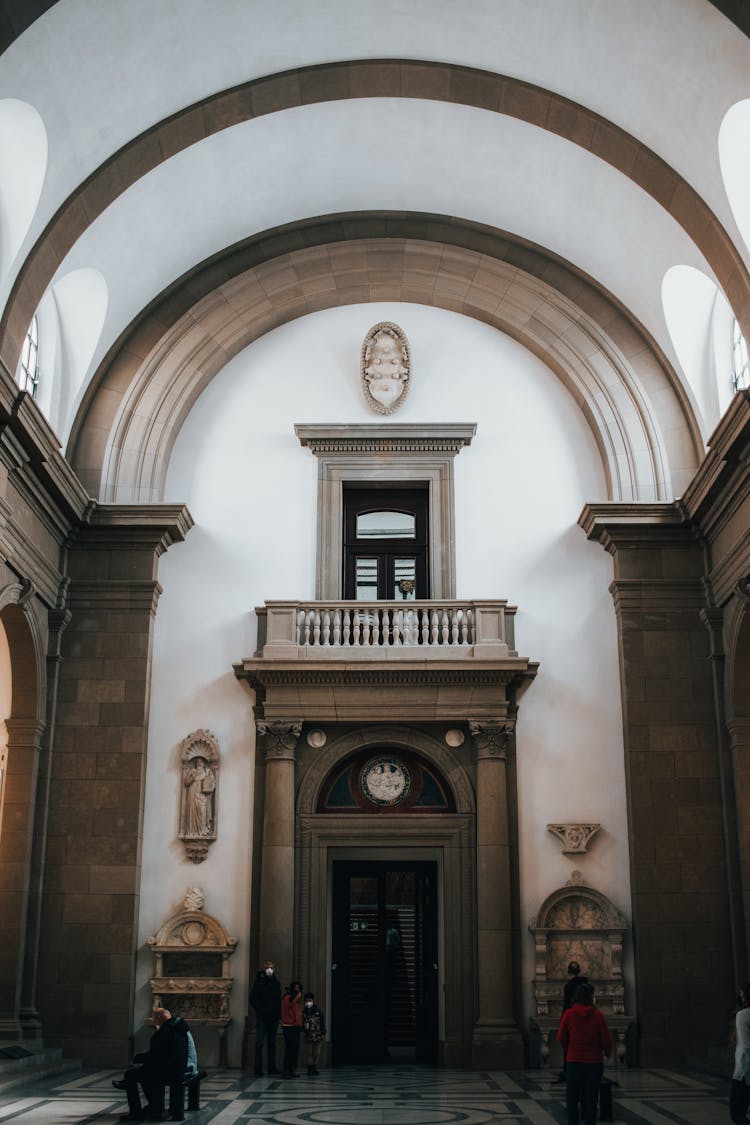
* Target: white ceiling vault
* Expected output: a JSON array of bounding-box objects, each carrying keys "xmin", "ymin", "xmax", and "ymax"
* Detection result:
[{"xmin": 1, "ymin": 0, "xmax": 749, "ymax": 502}]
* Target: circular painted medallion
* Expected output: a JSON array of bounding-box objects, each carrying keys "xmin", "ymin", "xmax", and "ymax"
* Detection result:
[{"xmin": 360, "ymin": 757, "xmax": 411, "ymax": 806}]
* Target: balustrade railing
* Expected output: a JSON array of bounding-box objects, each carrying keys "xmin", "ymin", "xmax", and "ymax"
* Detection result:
[
  {"xmin": 255, "ymin": 600, "xmax": 516, "ymax": 659},
  {"xmin": 297, "ymin": 603, "xmax": 473, "ymax": 648}
]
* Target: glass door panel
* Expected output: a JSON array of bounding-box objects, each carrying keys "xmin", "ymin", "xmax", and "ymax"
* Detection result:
[
  {"xmin": 355, "ymin": 557, "xmax": 379, "ymax": 600},
  {"xmin": 392, "ymin": 557, "xmax": 417, "ymax": 599}
]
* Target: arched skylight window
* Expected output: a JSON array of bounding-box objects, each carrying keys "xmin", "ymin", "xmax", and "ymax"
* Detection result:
[
  {"xmin": 18, "ymin": 315, "xmax": 39, "ymax": 396},
  {"xmin": 733, "ymin": 317, "xmax": 750, "ymax": 392}
]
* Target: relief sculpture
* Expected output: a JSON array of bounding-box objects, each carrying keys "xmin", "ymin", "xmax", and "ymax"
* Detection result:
[
  {"xmin": 360, "ymin": 321, "xmax": 411, "ymax": 414},
  {"xmin": 179, "ymin": 729, "xmax": 219, "ymax": 863}
]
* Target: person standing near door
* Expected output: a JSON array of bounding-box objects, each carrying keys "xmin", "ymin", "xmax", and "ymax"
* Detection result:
[
  {"xmin": 281, "ymin": 980, "xmax": 304, "ymax": 1078},
  {"xmin": 302, "ymin": 992, "xmax": 326, "ymax": 1075},
  {"xmin": 250, "ymin": 960, "xmax": 282, "ymax": 1076}
]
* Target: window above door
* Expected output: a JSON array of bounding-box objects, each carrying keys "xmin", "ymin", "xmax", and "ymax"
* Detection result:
[
  {"xmin": 344, "ymin": 486, "xmax": 429, "ymax": 600},
  {"xmin": 295, "ymin": 423, "xmax": 476, "ymax": 600}
]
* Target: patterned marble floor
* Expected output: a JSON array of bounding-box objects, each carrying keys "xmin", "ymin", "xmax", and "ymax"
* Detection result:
[{"xmin": 0, "ymin": 1065, "xmax": 732, "ymax": 1125}]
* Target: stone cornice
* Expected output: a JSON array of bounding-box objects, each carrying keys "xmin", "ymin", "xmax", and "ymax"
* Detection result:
[
  {"xmin": 578, "ymin": 501, "xmax": 689, "ymax": 551},
  {"xmin": 680, "ymin": 390, "xmax": 750, "ymax": 526},
  {"xmin": 71, "ymin": 504, "xmax": 194, "ymax": 554},
  {"xmin": 65, "ymin": 579, "xmax": 163, "ymax": 613},
  {"xmin": 609, "ymin": 578, "xmax": 706, "ymax": 612},
  {"xmin": 236, "ymin": 662, "xmax": 536, "ymax": 691},
  {"xmin": 294, "ymin": 423, "xmax": 476, "ymax": 457},
  {"xmin": 0, "ymin": 365, "xmax": 91, "ymax": 527}
]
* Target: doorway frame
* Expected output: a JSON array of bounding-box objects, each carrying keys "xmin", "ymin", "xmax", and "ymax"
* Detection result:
[
  {"xmin": 296, "ymin": 819, "xmax": 474, "ymax": 1067},
  {"xmin": 295, "ymin": 724, "xmax": 477, "ymax": 1066}
]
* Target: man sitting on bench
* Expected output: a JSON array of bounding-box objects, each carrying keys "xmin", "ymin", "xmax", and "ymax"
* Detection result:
[{"xmin": 113, "ymin": 1007, "xmax": 189, "ymax": 1122}]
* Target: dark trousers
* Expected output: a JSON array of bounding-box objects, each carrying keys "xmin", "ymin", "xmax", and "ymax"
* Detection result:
[
  {"xmin": 282, "ymin": 1026, "xmax": 301, "ymax": 1074},
  {"xmin": 255, "ymin": 1017, "xmax": 279, "ymax": 1074},
  {"xmin": 565, "ymin": 1061, "xmax": 602, "ymax": 1125},
  {"xmin": 124, "ymin": 1066, "xmax": 164, "ymax": 1119},
  {"xmin": 731, "ymin": 1079, "xmax": 750, "ymax": 1123}
]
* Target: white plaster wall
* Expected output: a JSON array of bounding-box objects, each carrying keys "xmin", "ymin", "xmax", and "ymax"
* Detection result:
[{"xmin": 140, "ymin": 302, "xmax": 630, "ymax": 1063}]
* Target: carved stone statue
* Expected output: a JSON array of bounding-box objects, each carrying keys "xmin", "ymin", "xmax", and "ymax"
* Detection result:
[
  {"xmin": 360, "ymin": 321, "xmax": 411, "ymax": 413},
  {"xmin": 179, "ymin": 730, "xmax": 219, "ymax": 863}
]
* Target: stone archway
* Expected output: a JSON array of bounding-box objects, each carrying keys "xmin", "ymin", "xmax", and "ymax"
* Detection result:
[
  {"xmin": 69, "ymin": 216, "xmax": 700, "ymax": 505},
  {"xmin": 295, "ymin": 726, "xmax": 476, "ymax": 1066}
]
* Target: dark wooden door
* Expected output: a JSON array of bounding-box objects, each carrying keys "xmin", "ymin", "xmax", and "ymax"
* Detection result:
[{"xmin": 331, "ymin": 861, "xmax": 438, "ymax": 1063}]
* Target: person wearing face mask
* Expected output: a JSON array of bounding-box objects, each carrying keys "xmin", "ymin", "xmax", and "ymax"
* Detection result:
[
  {"xmin": 250, "ymin": 960, "xmax": 282, "ymax": 1076},
  {"xmin": 281, "ymin": 980, "xmax": 304, "ymax": 1078},
  {"xmin": 302, "ymin": 992, "xmax": 326, "ymax": 1076}
]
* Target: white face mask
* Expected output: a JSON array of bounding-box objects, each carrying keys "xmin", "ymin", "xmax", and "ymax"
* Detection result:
[
  {"xmin": 305, "ymin": 1001, "xmax": 313, "ymax": 1008},
  {"xmin": 265, "ymin": 968, "xmax": 274, "ymax": 976}
]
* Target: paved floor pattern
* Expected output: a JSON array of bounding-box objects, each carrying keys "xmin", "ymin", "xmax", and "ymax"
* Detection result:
[{"xmin": 0, "ymin": 1065, "xmax": 732, "ymax": 1124}]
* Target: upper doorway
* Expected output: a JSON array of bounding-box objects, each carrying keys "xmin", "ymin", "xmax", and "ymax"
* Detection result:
[
  {"xmin": 331, "ymin": 860, "xmax": 438, "ymax": 1064},
  {"xmin": 343, "ymin": 486, "xmax": 429, "ymax": 600}
]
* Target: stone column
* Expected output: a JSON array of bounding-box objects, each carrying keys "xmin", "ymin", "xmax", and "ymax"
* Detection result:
[
  {"xmin": 18, "ymin": 609, "xmax": 71, "ymax": 1043},
  {"xmin": 255, "ymin": 721, "xmax": 301, "ymax": 980},
  {"xmin": 0, "ymin": 717, "xmax": 44, "ymax": 1041},
  {"xmin": 469, "ymin": 719, "xmax": 524, "ymax": 1068},
  {"xmin": 581, "ymin": 506, "xmax": 735, "ymax": 1064},
  {"xmin": 36, "ymin": 504, "xmax": 191, "ymax": 1065}
]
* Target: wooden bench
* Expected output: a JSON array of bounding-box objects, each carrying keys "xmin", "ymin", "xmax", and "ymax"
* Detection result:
[{"xmin": 166, "ymin": 1068, "xmax": 207, "ymax": 1121}]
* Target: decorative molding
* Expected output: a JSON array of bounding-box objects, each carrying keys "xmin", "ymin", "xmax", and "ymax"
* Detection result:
[
  {"xmin": 65, "ymin": 579, "xmax": 163, "ymax": 614},
  {"xmin": 179, "ymin": 729, "xmax": 219, "ymax": 864},
  {"xmin": 546, "ymin": 823, "xmax": 601, "ymax": 854},
  {"xmin": 245, "ymin": 667, "xmax": 522, "ymax": 689},
  {"xmin": 256, "ymin": 720, "xmax": 302, "ymax": 759},
  {"xmin": 360, "ymin": 321, "xmax": 411, "ymax": 415},
  {"xmin": 295, "ymin": 422, "xmax": 476, "ymax": 457},
  {"xmin": 469, "ymin": 720, "xmax": 515, "ymax": 758}
]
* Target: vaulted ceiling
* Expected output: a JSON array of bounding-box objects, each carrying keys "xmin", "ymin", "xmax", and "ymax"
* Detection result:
[{"xmin": 1, "ymin": 1, "xmax": 748, "ymax": 501}]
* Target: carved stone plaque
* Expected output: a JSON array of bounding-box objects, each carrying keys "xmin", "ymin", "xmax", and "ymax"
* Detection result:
[{"xmin": 360, "ymin": 321, "xmax": 411, "ymax": 414}]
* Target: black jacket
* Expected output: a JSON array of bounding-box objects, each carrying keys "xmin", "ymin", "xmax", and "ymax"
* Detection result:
[
  {"xmin": 135, "ymin": 1017, "xmax": 189, "ymax": 1083},
  {"xmin": 250, "ymin": 971, "xmax": 282, "ymax": 1021},
  {"xmin": 563, "ymin": 974, "xmax": 589, "ymax": 1011}
]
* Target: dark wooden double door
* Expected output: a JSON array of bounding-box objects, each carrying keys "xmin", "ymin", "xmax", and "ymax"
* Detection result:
[{"xmin": 331, "ymin": 861, "xmax": 438, "ymax": 1063}]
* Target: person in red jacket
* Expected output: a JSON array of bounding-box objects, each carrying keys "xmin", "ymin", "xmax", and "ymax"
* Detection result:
[
  {"xmin": 281, "ymin": 981, "xmax": 304, "ymax": 1078},
  {"xmin": 557, "ymin": 983, "xmax": 612, "ymax": 1125}
]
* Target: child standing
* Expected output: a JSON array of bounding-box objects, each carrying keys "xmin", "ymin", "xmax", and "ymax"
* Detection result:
[{"xmin": 302, "ymin": 992, "xmax": 326, "ymax": 1076}]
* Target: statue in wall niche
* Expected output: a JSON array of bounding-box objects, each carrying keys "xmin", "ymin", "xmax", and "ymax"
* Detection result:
[
  {"xmin": 361, "ymin": 321, "xmax": 411, "ymax": 414},
  {"xmin": 179, "ymin": 729, "xmax": 219, "ymax": 863}
]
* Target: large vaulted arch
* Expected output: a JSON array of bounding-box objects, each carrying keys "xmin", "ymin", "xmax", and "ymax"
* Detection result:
[
  {"xmin": 69, "ymin": 214, "xmax": 701, "ymax": 504},
  {"xmin": 2, "ymin": 58, "xmax": 750, "ymax": 379}
]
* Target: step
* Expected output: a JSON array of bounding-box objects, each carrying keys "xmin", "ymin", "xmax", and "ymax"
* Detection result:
[{"xmin": 0, "ymin": 1047, "xmax": 81, "ymax": 1095}]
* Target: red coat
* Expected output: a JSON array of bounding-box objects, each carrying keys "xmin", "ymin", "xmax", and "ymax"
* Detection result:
[
  {"xmin": 557, "ymin": 1002, "xmax": 612, "ymax": 1063},
  {"xmin": 281, "ymin": 992, "xmax": 302, "ymax": 1028}
]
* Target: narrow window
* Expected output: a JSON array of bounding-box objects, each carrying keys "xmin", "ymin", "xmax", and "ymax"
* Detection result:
[
  {"xmin": 17, "ymin": 314, "xmax": 39, "ymax": 397},
  {"xmin": 733, "ymin": 317, "xmax": 749, "ymax": 392}
]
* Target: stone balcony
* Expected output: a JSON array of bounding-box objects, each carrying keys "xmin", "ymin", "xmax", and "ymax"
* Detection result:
[
  {"xmin": 254, "ymin": 599, "xmax": 518, "ymax": 661},
  {"xmin": 237, "ymin": 600, "xmax": 536, "ymax": 724}
]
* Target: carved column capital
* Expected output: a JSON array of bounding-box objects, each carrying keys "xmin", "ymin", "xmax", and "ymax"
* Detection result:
[
  {"xmin": 256, "ymin": 721, "xmax": 302, "ymax": 760},
  {"xmin": 469, "ymin": 720, "xmax": 514, "ymax": 759}
]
